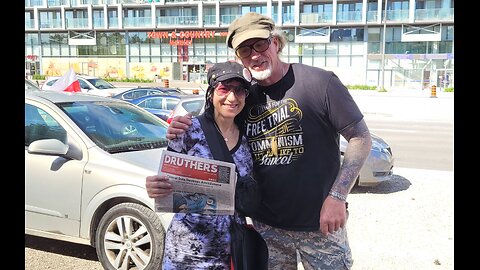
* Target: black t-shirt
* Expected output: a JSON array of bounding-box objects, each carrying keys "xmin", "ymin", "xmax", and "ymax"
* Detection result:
[{"xmin": 245, "ymin": 63, "xmax": 363, "ymax": 231}]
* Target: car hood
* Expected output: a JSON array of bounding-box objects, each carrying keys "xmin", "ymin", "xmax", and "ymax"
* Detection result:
[
  {"xmin": 112, "ymin": 147, "xmax": 165, "ymax": 173},
  {"xmin": 339, "ymin": 133, "xmax": 389, "ymax": 152}
]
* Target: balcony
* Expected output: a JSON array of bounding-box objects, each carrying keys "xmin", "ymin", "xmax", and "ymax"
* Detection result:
[
  {"xmin": 108, "ymin": 18, "xmax": 119, "ymax": 28},
  {"xmin": 220, "ymin": 14, "xmax": 241, "ymax": 26},
  {"xmin": 47, "ymin": 0, "xmax": 69, "ymax": 7},
  {"xmin": 415, "ymin": 8, "xmax": 454, "ymax": 21},
  {"xmin": 25, "ymin": 18, "xmax": 35, "ymax": 29},
  {"xmin": 366, "ymin": 10, "xmax": 378, "ymax": 22},
  {"xmin": 300, "ymin": 12, "xmax": 332, "ymax": 24},
  {"xmin": 66, "ymin": 18, "xmax": 89, "ymax": 28},
  {"xmin": 93, "ymin": 18, "xmax": 105, "ymax": 28},
  {"xmin": 282, "ymin": 13, "xmax": 295, "ymax": 24},
  {"xmin": 25, "ymin": 0, "xmax": 44, "ymax": 7},
  {"xmin": 337, "ymin": 11, "xmax": 362, "ymax": 23},
  {"xmin": 157, "ymin": 15, "xmax": 199, "ymax": 27},
  {"xmin": 124, "ymin": 16, "xmax": 153, "ymax": 27},
  {"xmin": 386, "ymin": 9, "xmax": 409, "ymax": 22},
  {"xmin": 39, "ymin": 20, "xmax": 63, "ymax": 29},
  {"xmin": 203, "ymin": 15, "xmax": 216, "ymax": 26}
]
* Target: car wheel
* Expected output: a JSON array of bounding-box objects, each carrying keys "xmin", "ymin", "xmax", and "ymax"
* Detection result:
[{"xmin": 95, "ymin": 202, "xmax": 165, "ymax": 270}]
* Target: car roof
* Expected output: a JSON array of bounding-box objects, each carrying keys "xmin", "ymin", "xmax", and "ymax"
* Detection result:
[
  {"xmin": 45, "ymin": 74, "xmax": 102, "ymax": 81},
  {"xmin": 26, "ymin": 90, "xmax": 119, "ymax": 103},
  {"xmin": 131, "ymin": 93, "xmax": 201, "ymax": 102},
  {"xmin": 133, "ymin": 86, "xmax": 181, "ymax": 91},
  {"xmin": 176, "ymin": 95, "xmax": 205, "ymax": 102},
  {"xmin": 130, "ymin": 94, "xmax": 182, "ymax": 102}
]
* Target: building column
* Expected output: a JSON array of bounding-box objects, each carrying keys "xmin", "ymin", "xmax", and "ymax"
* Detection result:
[
  {"xmin": 294, "ymin": 0, "xmax": 300, "ymax": 25},
  {"xmin": 332, "ymin": 0, "xmax": 338, "ymax": 25},
  {"xmin": 278, "ymin": 0, "xmax": 283, "ymax": 25},
  {"xmin": 409, "ymin": 0, "xmax": 415, "ymax": 23},
  {"xmin": 362, "ymin": 0, "xmax": 367, "ymax": 24}
]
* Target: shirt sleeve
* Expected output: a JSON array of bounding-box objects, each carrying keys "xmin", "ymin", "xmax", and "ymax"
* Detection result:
[{"xmin": 325, "ymin": 72, "xmax": 364, "ymax": 132}]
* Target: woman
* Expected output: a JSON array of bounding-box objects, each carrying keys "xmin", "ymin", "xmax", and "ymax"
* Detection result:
[{"xmin": 146, "ymin": 61, "xmax": 253, "ymax": 269}]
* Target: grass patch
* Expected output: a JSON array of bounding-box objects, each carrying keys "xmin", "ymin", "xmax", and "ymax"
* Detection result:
[
  {"xmin": 444, "ymin": 87, "xmax": 454, "ymax": 92},
  {"xmin": 104, "ymin": 77, "xmax": 154, "ymax": 83},
  {"xmin": 346, "ymin": 85, "xmax": 377, "ymax": 90},
  {"xmin": 32, "ymin": 74, "xmax": 46, "ymax": 80}
]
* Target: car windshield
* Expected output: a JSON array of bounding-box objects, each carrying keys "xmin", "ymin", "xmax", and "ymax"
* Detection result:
[
  {"xmin": 59, "ymin": 101, "xmax": 169, "ymax": 153},
  {"xmin": 86, "ymin": 78, "xmax": 116, "ymax": 89}
]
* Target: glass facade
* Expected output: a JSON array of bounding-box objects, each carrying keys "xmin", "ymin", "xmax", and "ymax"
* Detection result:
[{"xmin": 25, "ymin": 0, "xmax": 454, "ymax": 89}]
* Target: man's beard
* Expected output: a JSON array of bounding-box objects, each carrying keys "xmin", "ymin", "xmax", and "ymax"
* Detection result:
[{"xmin": 251, "ymin": 68, "xmax": 272, "ymax": 81}]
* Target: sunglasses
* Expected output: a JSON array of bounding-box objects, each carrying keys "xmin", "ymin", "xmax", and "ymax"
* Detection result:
[
  {"xmin": 235, "ymin": 38, "xmax": 271, "ymax": 59},
  {"xmin": 215, "ymin": 83, "xmax": 249, "ymax": 98}
]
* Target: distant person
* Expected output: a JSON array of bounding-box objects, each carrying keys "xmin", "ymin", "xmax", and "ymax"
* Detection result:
[
  {"xmin": 443, "ymin": 74, "xmax": 450, "ymax": 88},
  {"xmin": 145, "ymin": 61, "xmax": 254, "ymax": 269},
  {"xmin": 167, "ymin": 12, "xmax": 372, "ymax": 270}
]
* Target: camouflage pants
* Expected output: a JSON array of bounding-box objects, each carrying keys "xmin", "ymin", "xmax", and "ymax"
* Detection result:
[{"xmin": 252, "ymin": 220, "xmax": 353, "ymax": 270}]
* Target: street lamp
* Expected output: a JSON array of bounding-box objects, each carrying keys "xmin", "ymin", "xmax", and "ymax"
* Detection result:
[{"xmin": 379, "ymin": 0, "xmax": 388, "ymax": 91}]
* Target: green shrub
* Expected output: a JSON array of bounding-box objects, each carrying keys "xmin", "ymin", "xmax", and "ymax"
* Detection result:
[
  {"xmin": 32, "ymin": 74, "xmax": 46, "ymax": 80},
  {"xmin": 346, "ymin": 85, "xmax": 377, "ymax": 90},
  {"xmin": 444, "ymin": 87, "xmax": 454, "ymax": 92},
  {"xmin": 104, "ymin": 77, "xmax": 154, "ymax": 83}
]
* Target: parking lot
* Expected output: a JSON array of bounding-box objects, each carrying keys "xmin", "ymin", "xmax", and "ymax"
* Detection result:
[
  {"xmin": 26, "ymin": 166, "xmax": 455, "ymax": 270},
  {"xmin": 26, "ymin": 84, "xmax": 454, "ymax": 270}
]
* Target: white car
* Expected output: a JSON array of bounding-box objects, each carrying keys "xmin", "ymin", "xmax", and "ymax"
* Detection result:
[
  {"xmin": 25, "ymin": 78, "xmax": 40, "ymax": 92},
  {"xmin": 41, "ymin": 74, "xmax": 133, "ymax": 97},
  {"xmin": 25, "ymin": 90, "xmax": 173, "ymax": 269}
]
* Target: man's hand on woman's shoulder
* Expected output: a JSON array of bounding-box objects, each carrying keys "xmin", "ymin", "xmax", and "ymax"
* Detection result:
[{"xmin": 166, "ymin": 113, "xmax": 193, "ymax": 140}]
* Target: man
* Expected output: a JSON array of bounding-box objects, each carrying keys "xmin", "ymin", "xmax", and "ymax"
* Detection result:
[{"xmin": 167, "ymin": 12, "xmax": 372, "ymax": 270}]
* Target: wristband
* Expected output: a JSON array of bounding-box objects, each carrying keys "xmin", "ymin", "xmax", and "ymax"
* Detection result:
[{"xmin": 329, "ymin": 191, "xmax": 347, "ymax": 202}]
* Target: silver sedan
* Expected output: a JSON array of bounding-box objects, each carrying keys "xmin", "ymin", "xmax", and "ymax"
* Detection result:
[{"xmin": 340, "ymin": 133, "xmax": 394, "ymax": 187}]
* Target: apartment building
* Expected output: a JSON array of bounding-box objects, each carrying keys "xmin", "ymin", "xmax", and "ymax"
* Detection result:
[{"xmin": 25, "ymin": 0, "xmax": 454, "ymax": 90}]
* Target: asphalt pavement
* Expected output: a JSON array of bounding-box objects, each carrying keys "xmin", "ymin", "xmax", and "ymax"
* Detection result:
[{"xmin": 349, "ymin": 88, "xmax": 454, "ymax": 122}]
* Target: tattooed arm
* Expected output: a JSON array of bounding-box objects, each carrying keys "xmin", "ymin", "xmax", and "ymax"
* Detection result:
[
  {"xmin": 319, "ymin": 119, "xmax": 372, "ymax": 235},
  {"xmin": 332, "ymin": 119, "xmax": 372, "ymax": 198}
]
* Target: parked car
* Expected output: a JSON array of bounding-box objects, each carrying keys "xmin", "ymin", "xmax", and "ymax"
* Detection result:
[
  {"xmin": 25, "ymin": 90, "xmax": 174, "ymax": 270},
  {"xmin": 340, "ymin": 133, "xmax": 394, "ymax": 187},
  {"xmin": 165, "ymin": 95, "xmax": 393, "ymax": 186},
  {"xmin": 112, "ymin": 86, "xmax": 184, "ymax": 101},
  {"xmin": 41, "ymin": 74, "xmax": 132, "ymax": 97},
  {"xmin": 128, "ymin": 94, "xmax": 185, "ymax": 121},
  {"xmin": 166, "ymin": 95, "xmax": 206, "ymax": 124},
  {"xmin": 25, "ymin": 78, "xmax": 40, "ymax": 92}
]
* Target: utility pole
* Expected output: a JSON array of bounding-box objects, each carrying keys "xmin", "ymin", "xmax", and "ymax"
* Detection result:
[{"xmin": 379, "ymin": 0, "xmax": 388, "ymax": 91}]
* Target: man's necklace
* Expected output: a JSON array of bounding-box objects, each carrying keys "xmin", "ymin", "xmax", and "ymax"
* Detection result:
[{"xmin": 269, "ymin": 64, "xmax": 288, "ymax": 157}]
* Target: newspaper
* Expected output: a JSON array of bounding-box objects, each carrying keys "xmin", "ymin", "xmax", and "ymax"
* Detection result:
[{"xmin": 155, "ymin": 150, "xmax": 237, "ymax": 215}]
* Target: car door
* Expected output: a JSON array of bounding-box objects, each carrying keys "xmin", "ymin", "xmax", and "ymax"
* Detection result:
[
  {"xmin": 25, "ymin": 101, "xmax": 87, "ymax": 236},
  {"xmin": 136, "ymin": 96, "xmax": 168, "ymax": 119}
]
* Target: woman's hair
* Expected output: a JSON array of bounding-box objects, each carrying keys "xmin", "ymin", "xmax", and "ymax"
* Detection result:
[{"xmin": 203, "ymin": 80, "xmax": 248, "ymax": 133}]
